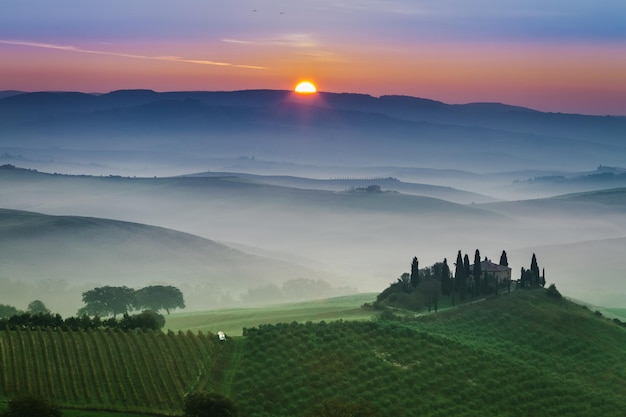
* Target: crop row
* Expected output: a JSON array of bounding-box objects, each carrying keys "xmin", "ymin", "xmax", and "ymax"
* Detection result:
[
  {"xmin": 0, "ymin": 328, "xmax": 220, "ymax": 415},
  {"xmin": 230, "ymin": 317, "xmax": 626, "ymax": 417}
]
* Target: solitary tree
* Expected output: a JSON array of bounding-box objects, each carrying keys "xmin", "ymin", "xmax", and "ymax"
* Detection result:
[
  {"xmin": 135, "ymin": 285, "xmax": 185, "ymax": 314},
  {"xmin": 80, "ymin": 286, "xmax": 136, "ymax": 318},
  {"xmin": 27, "ymin": 299, "xmax": 51, "ymax": 315}
]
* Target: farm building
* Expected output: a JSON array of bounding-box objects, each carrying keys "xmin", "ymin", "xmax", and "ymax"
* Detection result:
[{"xmin": 474, "ymin": 259, "xmax": 512, "ymax": 283}]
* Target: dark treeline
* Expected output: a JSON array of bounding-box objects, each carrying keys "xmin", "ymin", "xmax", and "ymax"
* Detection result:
[{"xmin": 0, "ymin": 309, "xmax": 165, "ymax": 332}]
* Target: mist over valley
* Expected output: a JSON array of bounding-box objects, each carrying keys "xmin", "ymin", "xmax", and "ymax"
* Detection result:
[{"xmin": 1, "ymin": 90, "xmax": 626, "ymax": 316}]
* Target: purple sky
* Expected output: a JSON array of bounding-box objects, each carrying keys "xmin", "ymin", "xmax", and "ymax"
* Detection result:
[{"xmin": 1, "ymin": 0, "xmax": 625, "ymax": 114}]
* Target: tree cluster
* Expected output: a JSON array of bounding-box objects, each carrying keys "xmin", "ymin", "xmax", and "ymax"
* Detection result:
[
  {"xmin": 78, "ymin": 285, "xmax": 185, "ymax": 317},
  {"xmin": 374, "ymin": 257, "xmax": 445, "ymax": 312},
  {"xmin": 375, "ymin": 249, "xmax": 512, "ymax": 312},
  {"xmin": 0, "ymin": 309, "xmax": 165, "ymax": 331},
  {"xmin": 519, "ymin": 253, "xmax": 546, "ymax": 288}
]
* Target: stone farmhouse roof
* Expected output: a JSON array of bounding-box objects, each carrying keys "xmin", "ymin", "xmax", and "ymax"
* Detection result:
[{"xmin": 477, "ymin": 259, "xmax": 511, "ymax": 273}]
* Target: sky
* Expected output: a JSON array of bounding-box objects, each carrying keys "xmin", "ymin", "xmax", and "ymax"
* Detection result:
[{"xmin": 1, "ymin": 0, "xmax": 625, "ymax": 115}]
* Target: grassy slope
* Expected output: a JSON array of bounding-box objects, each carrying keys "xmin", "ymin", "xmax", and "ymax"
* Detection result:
[
  {"xmin": 164, "ymin": 293, "xmax": 378, "ymax": 336},
  {"xmin": 1, "ymin": 290, "xmax": 625, "ymax": 417},
  {"xmin": 226, "ymin": 289, "xmax": 626, "ymax": 417}
]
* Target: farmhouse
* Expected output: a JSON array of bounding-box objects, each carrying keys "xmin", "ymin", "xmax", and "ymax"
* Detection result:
[{"xmin": 475, "ymin": 259, "xmax": 512, "ymax": 283}]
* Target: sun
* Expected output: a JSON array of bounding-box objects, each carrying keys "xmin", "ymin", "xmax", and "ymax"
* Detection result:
[{"xmin": 294, "ymin": 81, "xmax": 317, "ymax": 94}]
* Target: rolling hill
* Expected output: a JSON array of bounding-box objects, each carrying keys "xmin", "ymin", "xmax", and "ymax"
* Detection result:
[
  {"xmin": 0, "ymin": 165, "xmax": 503, "ymax": 289},
  {"xmin": 2, "ymin": 165, "xmax": 626, "ymax": 308},
  {"xmin": 183, "ymin": 171, "xmax": 499, "ymax": 205},
  {"xmin": 1, "ymin": 289, "xmax": 624, "ymax": 416},
  {"xmin": 0, "ymin": 208, "xmax": 344, "ymax": 316}
]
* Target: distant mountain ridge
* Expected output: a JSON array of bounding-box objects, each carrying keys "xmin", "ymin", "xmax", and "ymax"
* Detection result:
[
  {"xmin": 2, "ymin": 89, "xmax": 625, "ymax": 172},
  {"xmin": 0, "ymin": 90, "xmax": 626, "ymax": 171}
]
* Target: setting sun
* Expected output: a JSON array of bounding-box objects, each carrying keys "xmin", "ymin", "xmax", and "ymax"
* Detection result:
[{"xmin": 294, "ymin": 81, "xmax": 317, "ymax": 94}]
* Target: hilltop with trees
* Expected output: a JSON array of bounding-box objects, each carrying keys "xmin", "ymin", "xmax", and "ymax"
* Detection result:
[{"xmin": 375, "ymin": 250, "xmax": 545, "ymax": 312}]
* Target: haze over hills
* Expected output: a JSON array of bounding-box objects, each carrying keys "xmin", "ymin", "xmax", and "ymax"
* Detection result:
[
  {"xmin": 1, "ymin": 89, "xmax": 626, "ymax": 310},
  {"xmin": 1, "ymin": 165, "xmax": 626, "ymax": 308},
  {"xmin": 0, "ymin": 207, "xmax": 349, "ymax": 316},
  {"xmin": 182, "ymin": 171, "xmax": 500, "ymax": 204},
  {"xmin": 1, "ymin": 89, "xmax": 625, "ymax": 176}
]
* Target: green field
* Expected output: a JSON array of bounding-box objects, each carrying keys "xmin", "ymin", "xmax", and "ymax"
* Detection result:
[
  {"xmin": 0, "ymin": 328, "xmax": 225, "ymax": 415},
  {"xmin": 1, "ymin": 289, "xmax": 625, "ymax": 416},
  {"xmin": 164, "ymin": 293, "xmax": 378, "ymax": 336}
]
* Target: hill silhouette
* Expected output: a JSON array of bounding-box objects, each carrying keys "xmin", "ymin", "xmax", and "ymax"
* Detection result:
[{"xmin": 2, "ymin": 89, "xmax": 625, "ymax": 173}]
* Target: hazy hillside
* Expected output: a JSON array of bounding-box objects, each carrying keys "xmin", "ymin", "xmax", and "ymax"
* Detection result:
[
  {"xmin": 1, "ymin": 90, "xmax": 625, "ymax": 175},
  {"xmin": 0, "ymin": 166, "xmax": 508, "ymax": 287},
  {"xmin": 183, "ymin": 171, "xmax": 499, "ymax": 204},
  {"xmin": 507, "ymin": 166, "xmax": 626, "ymax": 198},
  {"xmin": 509, "ymin": 237, "xmax": 626, "ymax": 307},
  {"xmin": 0, "ymin": 208, "xmax": 344, "ymax": 315},
  {"xmin": 2, "ymin": 165, "xmax": 626, "ymax": 307}
]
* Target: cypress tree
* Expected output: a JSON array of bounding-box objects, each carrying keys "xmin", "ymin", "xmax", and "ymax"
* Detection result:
[
  {"xmin": 441, "ymin": 258, "xmax": 451, "ymax": 296},
  {"xmin": 454, "ymin": 250, "xmax": 465, "ymax": 297},
  {"xmin": 473, "ymin": 249, "xmax": 482, "ymax": 296},
  {"xmin": 410, "ymin": 257, "xmax": 420, "ymax": 288},
  {"xmin": 530, "ymin": 253, "xmax": 540, "ymax": 286},
  {"xmin": 463, "ymin": 253, "xmax": 472, "ymax": 297},
  {"xmin": 454, "ymin": 251, "xmax": 465, "ymax": 291},
  {"xmin": 499, "ymin": 250, "xmax": 509, "ymax": 267}
]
